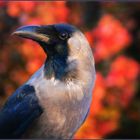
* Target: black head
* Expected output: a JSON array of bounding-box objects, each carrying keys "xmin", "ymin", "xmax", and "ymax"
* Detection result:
[
  {"xmin": 13, "ymin": 24, "xmax": 77, "ymax": 59},
  {"xmin": 13, "ymin": 24, "xmax": 78, "ymax": 79}
]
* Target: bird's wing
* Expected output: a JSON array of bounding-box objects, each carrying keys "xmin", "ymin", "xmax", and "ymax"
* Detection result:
[{"xmin": 0, "ymin": 84, "xmax": 43, "ymax": 138}]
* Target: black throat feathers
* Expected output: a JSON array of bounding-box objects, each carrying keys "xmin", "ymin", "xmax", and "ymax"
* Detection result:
[
  {"xmin": 44, "ymin": 55, "xmax": 78, "ymax": 82},
  {"xmin": 44, "ymin": 55, "xmax": 68, "ymax": 80}
]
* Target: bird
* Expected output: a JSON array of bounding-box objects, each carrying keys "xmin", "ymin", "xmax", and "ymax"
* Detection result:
[{"xmin": 0, "ymin": 24, "xmax": 96, "ymax": 139}]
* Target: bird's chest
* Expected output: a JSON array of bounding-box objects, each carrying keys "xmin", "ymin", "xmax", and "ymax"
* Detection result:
[
  {"xmin": 27, "ymin": 76, "xmax": 91, "ymax": 138},
  {"xmin": 35, "ymin": 76, "xmax": 88, "ymax": 120}
]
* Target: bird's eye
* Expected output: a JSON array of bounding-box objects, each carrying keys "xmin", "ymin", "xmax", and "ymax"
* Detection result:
[{"xmin": 59, "ymin": 32, "xmax": 68, "ymax": 40}]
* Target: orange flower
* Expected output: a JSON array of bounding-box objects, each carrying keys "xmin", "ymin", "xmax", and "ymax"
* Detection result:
[
  {"xmin": 19, "ymin": 2, "xmax": 35, "ymax": 13},
  {"xmin": 85, "ymin": 31, "xmax": 94, "ymax": 47},
  {"xmin": 107, "ymin": 56, "xmax": 139, "ymax": 88},
  {"xmin": 106, "ymin": 56, "xmax": 139, "ymax": 108},
  {"xmin": 7, "ymin": 2, "xmax": 21, "ymax": 17},
  {"xmin": 93, "ymin": 14, "xmax": 131, "ymax": 62},
  {"xmin": 26, "ymin": 58, "xmax": 42, "ymax": 74}
]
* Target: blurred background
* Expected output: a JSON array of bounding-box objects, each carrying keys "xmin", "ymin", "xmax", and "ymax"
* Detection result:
[{"xmin": 0, "ymin": 1, "xmax": 140, "ymax": 139}]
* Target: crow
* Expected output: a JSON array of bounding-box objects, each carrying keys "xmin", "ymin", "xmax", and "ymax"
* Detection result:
[{"xmin": 0, "ymin": 24, "xmax": 96, "ymax": 139}]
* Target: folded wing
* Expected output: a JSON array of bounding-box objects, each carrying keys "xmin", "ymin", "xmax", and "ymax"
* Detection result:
[{"xmin": 0, "ymin": 84, "xmax": 43, "ymax": 138}]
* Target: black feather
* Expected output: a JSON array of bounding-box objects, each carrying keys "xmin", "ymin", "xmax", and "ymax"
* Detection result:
[{"xmin": 0, "ymin": 84, "xmax": 43, "ymax": 138}]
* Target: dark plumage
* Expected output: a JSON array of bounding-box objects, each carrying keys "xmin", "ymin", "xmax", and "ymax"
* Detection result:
[
  {"xmin": 0, "ymin": 85, "xmax": 42, "ymax": 138},
  {"xmin": 0, "ymin": 24, "xmax": 96, "ymax": 139}
]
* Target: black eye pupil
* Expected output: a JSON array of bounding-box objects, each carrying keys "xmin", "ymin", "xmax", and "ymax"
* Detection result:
[{"xmin": 59, "ymin": 32, "xmax": 68, "ymax": 40}]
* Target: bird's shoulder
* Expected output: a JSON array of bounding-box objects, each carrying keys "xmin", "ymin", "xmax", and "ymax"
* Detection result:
[
  {"xmin": 4, "ymin": 84, "xmax": 37, "ymax": 107},
  {"xmin": 3, "ymin": 85, "xmax": 38, "ymax": 109}
]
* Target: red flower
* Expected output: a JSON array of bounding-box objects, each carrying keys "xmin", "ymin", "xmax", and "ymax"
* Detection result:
[{"xmin": 93, "ymin": 14, "xmax": 132, "ymax": 62}]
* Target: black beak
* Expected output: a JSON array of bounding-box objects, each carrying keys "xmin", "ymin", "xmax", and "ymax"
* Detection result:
[{"xmin": 12, "ymin": 25, "xmax": 50, "ymax": 43}]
